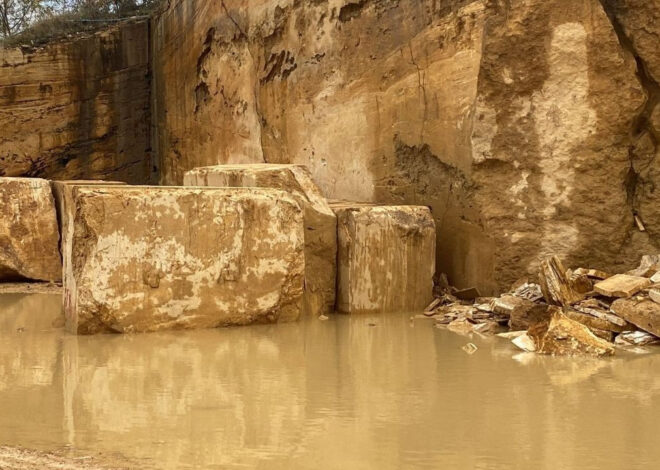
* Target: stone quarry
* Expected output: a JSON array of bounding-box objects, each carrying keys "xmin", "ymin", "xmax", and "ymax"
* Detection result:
[{"xmin": 0, "ymin": 0, "xmax": 659, "ymax": 350}]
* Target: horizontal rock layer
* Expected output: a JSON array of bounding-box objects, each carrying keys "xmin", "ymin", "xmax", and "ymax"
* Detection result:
[{"xmin": 64, "ymin": 186, "xmax": 305, "ymax": 334}]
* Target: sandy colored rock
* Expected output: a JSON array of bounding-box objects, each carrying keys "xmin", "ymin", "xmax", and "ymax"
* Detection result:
[
  {"xmin": 0, "ymin": 178, "xmax": 61, "ymax": 282},
  {"xmin": 332, "ymin": 204, "xmax": 435, "ymax": 314},
  {"xmin": 539, "ymin": 257, "xmax": 583, "ymax": 306},
  {"xmin": 626, "ymin": 254, "xmax": 660, "ymax": 278},
  {"xmin": 0, "ymin": 22, "xmax": 153, "ymax": 183},
  {"xmin": 650, "ymin": 289, "xmax": 660, "ymax": 305},
  {"xmin": 151, "ymin": 0, "xmax": 657, "ymax": 294},
  {"xmin": 611, "ymin": 298, "xmax": 660, "ymax": 337},
  {"xmin": 528, "ymin": 312, "xmax": 615, "ymax": 357},
  {"xmin": 183, "ymin": 164, "xmax": 336, "ymax": 315},
  {"xmin": 594, "ymin": 274, "xmax": 651, "ymax": 298},
  {"xmin": 64, "ymin": 186, "xmax": 305, "ymax": 334},
  {"xmin": 564, "ymin": 309, "xmax": 629, "ymax": 334}
]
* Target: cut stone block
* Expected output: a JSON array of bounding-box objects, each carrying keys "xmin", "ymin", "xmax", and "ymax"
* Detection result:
[
  {"xmin": 184, "ymin": 164, "xmax": 337, "ymax": 316},
  {"xmin": 0, "ymin": 177, "xmax": 61, "ymax": 282},
  {"xmin": 611, "ymin": 298, "xmax": 660, "ymax": 337},
  {"xmin": 63, "ymin": 186, "xmax": 305, "ymax": 334},
  {"xmin": 594, "ymin": 274, "xmax": 651, "ymax": 298},
  {"xmin": 331, "ymin": 203, "xmax": 435, "ymax": 314}
]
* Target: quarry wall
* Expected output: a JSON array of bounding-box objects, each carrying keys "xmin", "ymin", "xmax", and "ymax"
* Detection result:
[{"xmin": 1, "ymin": 0, "xmax": 658, "ymax": 294}]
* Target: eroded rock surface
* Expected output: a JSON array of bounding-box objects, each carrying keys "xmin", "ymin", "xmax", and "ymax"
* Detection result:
[
  {"xmin": 0, "ymin": 178, "xmax": 61, "ymax": 282},
  {"xmin": 151, "ymin": 0, "xmax": 659, "ymax": 294},
  {"xmin": 332, "ymin": 203, "xmax": 435, "ymax": 314},
  {"xmin": 183, "ymin": 164, "xmax": 337, "ymax": 315},
  {"xmin": 0, "ymin": 21, "xmax": 153, "ymax": 183},
  {"xmin": 64, "ymin": 186, "xmax": 305, "ymax": 334}
]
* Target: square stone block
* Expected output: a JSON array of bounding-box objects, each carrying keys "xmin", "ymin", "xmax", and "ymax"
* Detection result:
[
  {"xmin": 332, "ymin": 203, "xmax": 435, "ymax": 314},
  {"xmin": 0, "ymin": 177, "xmax": 61, "ymax": 282},
  {"xmin": 184, "ymin": 164, "xmax": 337, "ymax": 316},
  {"xmin": 63, "ymin": 186, "xmax": 305, "ymax": 334}
]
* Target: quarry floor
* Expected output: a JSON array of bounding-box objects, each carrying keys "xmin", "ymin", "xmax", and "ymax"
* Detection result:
[{"xmin": 1, "ymin": 293, "xmax": 660, "ymax": 469}]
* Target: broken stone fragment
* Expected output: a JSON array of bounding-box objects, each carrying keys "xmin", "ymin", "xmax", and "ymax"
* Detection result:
[
  {"xmin": 63, "ymin": 186, "xmax": 305, "ymax": 334},
  {"xmin": 573, "ymin": 268, "xmax": 610, "ymax": 280},
  {"xmin": 568, "ymin": 271, "xmax": 593, "ymax": 294},
  {"xmin": 650, "ymin": 289, "xmax": 660, "ymax": 305},
  {"xmin": 504, "ymin": 297, "xmax": 557, "ymax": 331},
  {"xmin": 512, "ymin": 282, "xmax": 544, "ymax": 302},
  {"xmin": 447, "ymin": 318, "xmax": 475, "ymax": 334},
  {"xmin": 184, "ymin": 164, "xmax": 337, "ymax": 316},
  {"xmin": 614, "ymin": 330, "xmax": 660, "ymax": 347},
  {"xmin": 538, "ymin": 256, "xmax": 583, "ymax": 306},
  {"xmin": 527, "ymin": 312, "xmax": 615, "ymax": 357},
  {"xmin": 626, "ymin": 254, "xmax": 660, "ymax": 278},
  {"xmin": 610, "ymin": 298, "xmax": 660, "ymax": 337},
  {"xmin": 332, "ymin": 203, "xmax": 435, "ymax": 314},
  {"xmin": 0, "ymin": 178, "xmax": 61, "ymax": 282},
  {"xmin": 651, "ymin": 272, "xmax": 660, "ymax": 284},
  {"xmin": 512, "ymin": 333, "xmax": 537, "ymax": 353},
  {"xmin": 571, "ymin": 300, "xmax": 630, "ymax": 330},
  {"xmin": 594, "ymin": 274, "xmax": 651, "ymax": 298}
]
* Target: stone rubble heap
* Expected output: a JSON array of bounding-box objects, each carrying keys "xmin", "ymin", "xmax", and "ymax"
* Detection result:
[{"xmin": 424, "ymin": 255, "xmax": 660, "ymax": 357}]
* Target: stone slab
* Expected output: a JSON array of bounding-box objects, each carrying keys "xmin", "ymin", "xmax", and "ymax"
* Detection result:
[
  {"xmin": 611, "ymin": 298, "xmax": 660, "ymax": 337},
  {"xmin": 184, "ymin": 164, "xmax": 337, "ymax": 316},
  {"xmin": 594, "ymin": 274, "xmax": 651, "ymax": 298},
  {"xmin": 0, "ymin": 177, "xmax": 61, "ymax": 282},
  {"xmin": 63, "ymin": 186, "xmax": 305, "ymax": 334},
  {"xmin": 331, "ymin": 203, "xmax": 435, "ymax": 314}
]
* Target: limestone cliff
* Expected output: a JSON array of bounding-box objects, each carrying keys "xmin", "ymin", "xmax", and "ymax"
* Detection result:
[
  {"xmin": 0, "ymin": 20, "xmax": 154, "ymax": 183},
  {"xmin": 151, "ymin": 0, "xmax": 660, "ymax": 293}
]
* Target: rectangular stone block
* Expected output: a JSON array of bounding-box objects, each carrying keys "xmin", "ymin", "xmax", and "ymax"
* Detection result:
[
  {"xmin": 184, "ymin": 164, "xmax": 337, "ymax": 316},
  {"xmin": 331, "ymin": 203, "xmax": 436, "ymax": 314},
  {"xmin": 64, "ymin": 186, "xmax": 305, "ymax": 334},
  {"xmin": 0, "ymin": 177, "xmax": 61, "ymax": 282}
]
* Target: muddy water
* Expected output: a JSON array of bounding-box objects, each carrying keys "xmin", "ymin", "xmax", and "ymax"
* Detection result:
[{"xmin": 1, "ymin": 294, "xmax": 660, "ymax": 469}]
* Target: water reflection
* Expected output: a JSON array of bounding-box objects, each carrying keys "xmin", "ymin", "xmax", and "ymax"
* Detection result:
[{"xmin": 1, "ymin": 294, "xmax": 660, "ymax": 469}]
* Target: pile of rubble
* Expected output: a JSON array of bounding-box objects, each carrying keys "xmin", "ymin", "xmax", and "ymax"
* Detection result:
[{"xmin": 423, "ymin": 255, "xmax": 660, "ymax": 357}]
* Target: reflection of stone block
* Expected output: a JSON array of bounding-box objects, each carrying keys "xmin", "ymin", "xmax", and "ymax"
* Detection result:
[
  {"xmin": 0, "ymin": 178, "xmax": 61, "ymax": 282},
  {"xmin": 331, "ymin": 203, "xmax": 435, "ymax": 314},
  {"xmin": 184, "ymin": 164, "xmax": 337, "ymax": 316},
  {"xmin": 64, "ymin": 186, "xmax": 305, "ymax": 334}
]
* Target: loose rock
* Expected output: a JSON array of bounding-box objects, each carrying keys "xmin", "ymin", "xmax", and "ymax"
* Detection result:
[
  {"xmin": 538, "ymin": 256, "xmax": 583, "ymax": 306},
  {"xmin": 610, "ymin": 298, "xmax": 660, "ymax": 337},
  {"xmin": 528, "ymin": 312, "xmax": 615, "ymax": 357},
  {"xmin": 594, "ymin": 274, "xmax": 651, "ymax": 298}
]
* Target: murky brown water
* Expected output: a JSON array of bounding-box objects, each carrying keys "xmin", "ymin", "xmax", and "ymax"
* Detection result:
[{"xmin": 1, "ymin": 293, "xmax": 660, "ymax": 469}]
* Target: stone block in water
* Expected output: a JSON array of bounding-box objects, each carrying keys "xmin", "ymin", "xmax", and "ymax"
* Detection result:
[
  {"xmin": 331, "ymin": 203, "xmax": 435, "ymax": 314},
  {"xmin": 0, "ymin": 177, "xmax": 61, "ymax": 282},
  {"xmin": 184, "ymin": 164, "xmax": 337, "ymax": 316},
  {"xmin": 63, "ymin": 186, "xmax": 305, "ymax": 334}
]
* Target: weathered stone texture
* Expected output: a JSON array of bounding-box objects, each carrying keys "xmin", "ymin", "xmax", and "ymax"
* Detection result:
[
  {"xmin": 152, "ymin": 0, "xmax": 659, "ymax": 294},
  {"xmin": 64, "ymin": 186, "xmax": 305, "ymax": 334},
  {"xmin": 332, "ymin": 204, "xmax": 435, "ymax": 314},
  {"xmin": 183, "ymin": 164, "xmax": 337, "ymax": 315},
  {"xmin": 0, "ymin": 21, "xmax": 153, "ymax": 183},
  {"xmin": 0, "ymin": 178, "xmax": 61, "ymax": 282}
]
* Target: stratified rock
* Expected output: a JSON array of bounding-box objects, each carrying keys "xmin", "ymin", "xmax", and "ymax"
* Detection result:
[
  {"xmin": 611, "ymin": 298, "xmax": 660, "ymax": 337},
  {"xmin": 495, "ymin": 295, "xmax": 556, "ymax": 331},
  {"xmin": 528, "ymin": 312, "xmax": 615, "ymax": 357},
  {"xmin": 538, "ymin": 257, "xmax": 583, "ymax": 306},
  {"xmin": 183, "ymin": 164, "xmax": 336, "ymax": 316},
  {"xmin": 564, "ymin": 309, "xmax": 629, "ymax": 334},
  {"xmin": 594, "ymin": 274, "xmax": 651, "ymax": 298},
  {"xmin": 64, "ymin": 186, "xmax": 305, "ymax": 334},
  {"xmin": 650, "ymin": 289, "xmax": 660, "ymax": 305},
  {"xmin": 0, "ymin": 178, "xmax": 61, "ymax": 282},
  {"xmin": 0, "ymin": 22, "xmax": 153, "ymax": 183},
  {"xmin": 615, "ymin": 330, "xmax": 660, "ymax": 347},
  {"xmin": 573, "ymin": 268, "xmax": 611, "ymax": 280},
  {"xmin": 332, "ymin": 204, "xmax": 435, "ymax": 314},
  {"xmin": 512, "ymin": 333, "xmax": 537, "ymax": 353},
  {"xmin": 571, "ymin": 299, "xmax": 630, "ymax": 331}
]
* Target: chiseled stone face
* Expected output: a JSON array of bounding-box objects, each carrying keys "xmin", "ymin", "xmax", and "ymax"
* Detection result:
[
  {"xmin": 0, "ymin": 178, "xmax": 61, "ymax": 282},
  {"xmin": 184, "ymin": 164, "xmax": 337, "ymax": 316},
  {"xmin": 332, "ymin": 204, "xmax": 435, "ymax": 314},
  {"xmin": 64, "ymin": 186, "xmax": 305, "ymax": 334}
]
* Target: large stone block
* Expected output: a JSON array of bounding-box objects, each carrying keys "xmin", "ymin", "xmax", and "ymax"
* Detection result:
[
  {"xmin": 331, "ymin": 203, "xmax": 435, "ymax": 314},
  {"xmin": 64, "ymin": 186, "xmax": 305, "ymax": 334},
  {"xmin": 184, "ymin": 164, "xmax": 337, "ymax": 316},
  {"xmin": 0, "ymin": 178, "xmax": 61, "ymax": 282}
]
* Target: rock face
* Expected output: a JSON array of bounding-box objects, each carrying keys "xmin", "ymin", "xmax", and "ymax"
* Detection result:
[
  {"xmin": 183, "ymin": 164, "xmax": 337, "ymax": 315},
  {"xmin": 0, "ymin": 21, "xmax": 154, "ymax": 183},
  {"xmin": 0, "ymin": 178, "xmax": 61, "ymax": 282},
  {"xmin": 63, "ymin": 186, "xmax": 305, "ymax": 334},
  {"xmin": 332, "ymin": 203, "xmax": 435, "ymax": 314},
  {"xmin": 151, "ymin": 0, "xmax": 659, "ymax": 294}
]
